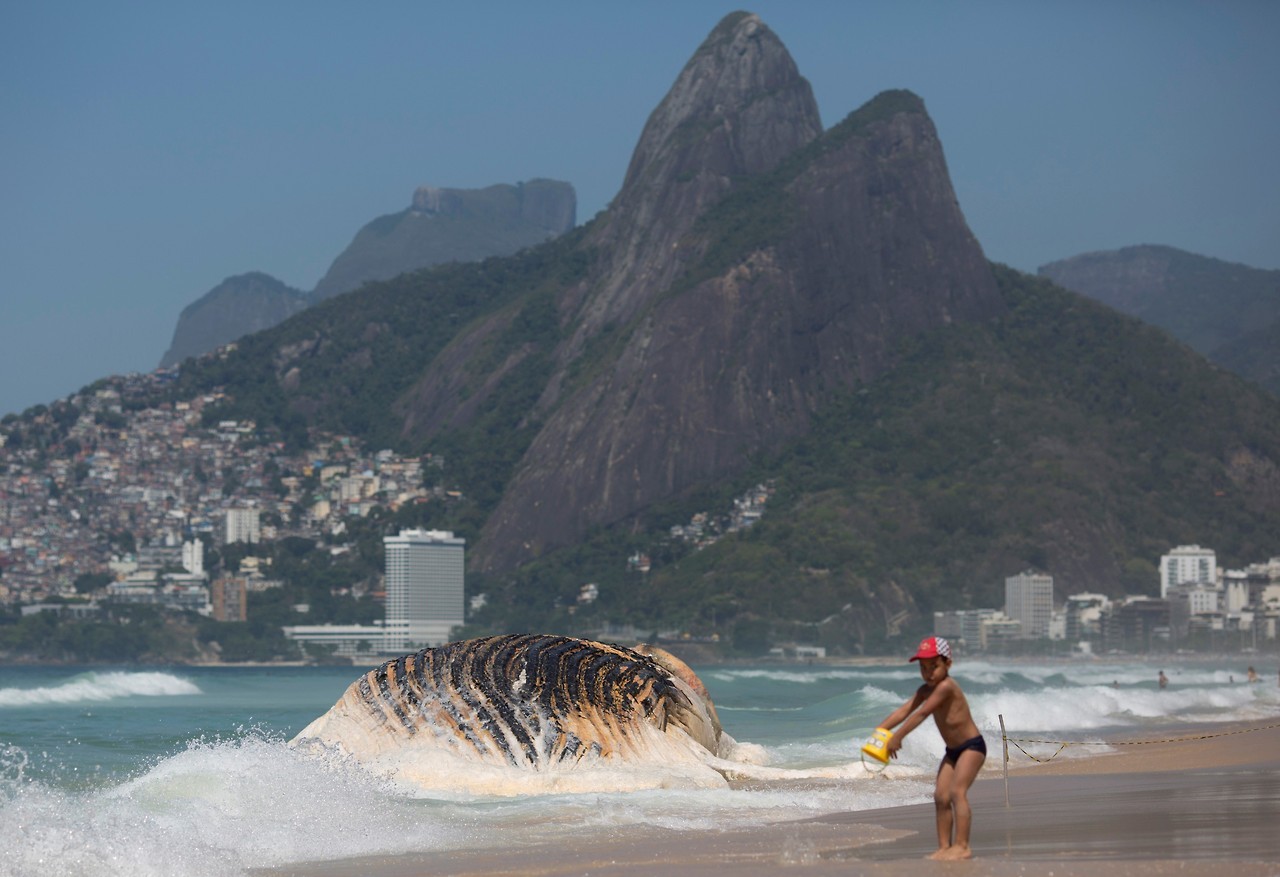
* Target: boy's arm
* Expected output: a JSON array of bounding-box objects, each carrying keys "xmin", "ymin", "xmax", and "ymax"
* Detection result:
[
  {"xmin": 885, "ymin": 681, "xmax": 953, "ymax": 755},
  {"xmin": 877, "ymin": 686, "xmax": 928, "ymax": 733}
]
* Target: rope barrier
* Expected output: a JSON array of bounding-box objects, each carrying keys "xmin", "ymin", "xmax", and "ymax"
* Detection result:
[
  {"xmin": 1000, "ymin": 720, "xmax": 1280, "ymax": 764},
  {"xmin": 998, "ymin": 716, "xmax": 1280, "ymax": 805},
  {"xmin": 994, "ymin": 715, "xmax": 1280, "ymax": 805}
]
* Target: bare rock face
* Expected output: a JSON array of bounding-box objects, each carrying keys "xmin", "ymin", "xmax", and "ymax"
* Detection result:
[
  {"xmin": 453, "ymin": 15, "xmax": 1001, "ymax": 572},
  {"xmin": 160, "ymin": 272, "xmax": 308, "ymax": 368},
  {"xmin": 570, "ymin": 12, "xmax": 823, "ymax": 340},
  {"xmin": 312, "ymin": 179, "xmax": 576, "ymax": 302}
]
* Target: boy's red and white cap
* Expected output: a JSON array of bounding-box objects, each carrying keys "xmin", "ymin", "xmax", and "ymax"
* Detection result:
[{"xmin": 908, "ymin": 635, "xmax": 951, "ymax": 662}]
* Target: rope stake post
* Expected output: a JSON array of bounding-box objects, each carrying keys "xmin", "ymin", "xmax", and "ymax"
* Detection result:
[{"xmin": 999, "ymin": 714, "xmax": 1009, "ymax": 807}]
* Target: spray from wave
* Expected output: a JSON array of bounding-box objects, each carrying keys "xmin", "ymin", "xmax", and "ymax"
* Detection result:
[
  {"xmin": 0, "ymin": 732, "xmax": 470, "ymax": 877},
  {"xmin": 0, "ymin": 728, "xmax": 933, "ymax": 877}
]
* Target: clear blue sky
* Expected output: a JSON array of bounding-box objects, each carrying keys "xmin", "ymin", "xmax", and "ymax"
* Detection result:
[{"xmin": 3, "ymin": 1, "xmax": 1277, "ymax": 417}]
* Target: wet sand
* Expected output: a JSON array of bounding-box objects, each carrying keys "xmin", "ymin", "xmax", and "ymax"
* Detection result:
[{"xmin": 263, "ymin": 721, "xmax": 1280, "ymax": 877}]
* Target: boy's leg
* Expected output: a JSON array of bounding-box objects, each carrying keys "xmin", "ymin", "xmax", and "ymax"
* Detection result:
[
  {"xmin": 931, "ymin": 760, "xmax": 956, "ymax": 856},
  {"xmin": 945, "ymin": 748, "xmax": 986, "ymax": 859}
]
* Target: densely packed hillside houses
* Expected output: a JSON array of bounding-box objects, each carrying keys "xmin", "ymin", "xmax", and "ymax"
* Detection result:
[
  {"xmin": 4, "ymin": 367, "xmax": 1278, "ymax": 663},
  {"xmin": 0, "ymin": 370, "xmax": 442, "ymax": 608},
  {"xmin": 0, "ymin": 367, "xmax": 776, "ymax": 644}
]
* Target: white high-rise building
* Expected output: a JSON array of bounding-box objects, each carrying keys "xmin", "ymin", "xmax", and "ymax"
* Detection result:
[
  {"xmin": 1159, "ymin": 545, "xmax": 1216, "ymax": 598},
  {"xmin": 1004, "ymin": 571, "xmax": 1055, "ymax": 638},
  {"xmin": 225, "ymin": 507, "xmax": 260, "ymax": 545},
  {"xmin": 383, "ymin": 528, "xmax": 465, "ymax": 651},
  {"xmin": 181, "ymin": 539, "xmax": 204, "ymax": 576}
]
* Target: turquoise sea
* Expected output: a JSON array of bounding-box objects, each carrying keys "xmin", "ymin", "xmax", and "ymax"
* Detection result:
[{"xmin": 1, "ymin": 656, "xmax": 1276, "ymax": 876}]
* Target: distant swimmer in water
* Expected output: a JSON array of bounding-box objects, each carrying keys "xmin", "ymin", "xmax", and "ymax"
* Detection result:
[
  {"xmin": 1247, "ymin": 666, "xmax": 1259, "ymax": 683},
  {"xmin": 875, "ymin": 636, "xmax": 985, "ymax": 861},
  {"xmin": 1158, "ymin": 670, "xmax": 1169, "ymax": 689}
]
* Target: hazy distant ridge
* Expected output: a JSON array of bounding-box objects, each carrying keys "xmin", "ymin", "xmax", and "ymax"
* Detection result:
[
  {"xmin": 159, "ymin": 272, "xmax": 309, "ymax": 369},
  {"xmin": 310, "ymin": 179, "xmax": 576, "ymax": 302},
  {"xmin": 159, "ymin": 179, "xmax": 576, "ymax": 368},
  {"xmin": 1039, "ymin": 244, "xmax": 1280, "ymax": 396}
]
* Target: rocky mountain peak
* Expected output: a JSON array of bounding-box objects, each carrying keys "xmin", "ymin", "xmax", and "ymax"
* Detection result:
[
  {"xmin": 620, "ymin": 11, "xmax": 821, "ymax": 192},
  {"xmin": 465, "ymin": 17, "xmax": 1000, "ymax": 572},
  {"xmin": 159, "ymin": 272, "xmax": 308, "ymax": 369},
  {"xmin": 576, "ymin": 11, "xmax": 822, "ymax": 334},
  {"xmin": 311, "ymin": 179, "xmax": 576, "ymax": 301}
]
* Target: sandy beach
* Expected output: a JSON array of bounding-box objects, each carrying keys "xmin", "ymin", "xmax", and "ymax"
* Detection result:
[{"xmin": 263, "ymin": 721, "xmax": 1280, "ymax": 877}]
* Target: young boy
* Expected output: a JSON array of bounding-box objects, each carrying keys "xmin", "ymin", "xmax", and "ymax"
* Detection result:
[{"xmin": 876, "ymin": 635, "xmax": 986, "ymax": 860}]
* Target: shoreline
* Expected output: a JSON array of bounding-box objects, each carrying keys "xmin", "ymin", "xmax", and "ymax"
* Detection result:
[
  {"xmin": 5, "ymin": 649, "xmax": 1274, "ymax": 671},
  {"xmin": 260, "ymin": 719, "xmax": 1280, "ymax": 877}
]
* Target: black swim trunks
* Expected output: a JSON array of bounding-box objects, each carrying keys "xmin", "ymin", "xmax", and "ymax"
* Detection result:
[{"xmin": 941, "ymin": 734, "xmax": 987, "ymax": 767}]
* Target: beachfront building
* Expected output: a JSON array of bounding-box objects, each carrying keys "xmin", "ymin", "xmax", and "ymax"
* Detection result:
[
  {"xmin": 1159, "ymin": 545, "xmax": 1216, "ymax": 598},
  {"xmin": 282, "ymin": 529, "xmax": 465, "ymax": 660},
  {"xmin": 979, "ymin": 614, "xmax": 1022, "ymax": 650},
  {"xmin": 282, "ymin": 621, "xmax": 393, "ymax": 659},
  {"xmin": 383, "ymin": 528, "xmax": 465, "ymax": 651},
  {"xmin": 1064, "ymin": 593, "xmax": 1110, "ymax": 642},
  {"xmin": 933, "ymin": 608, "xmax": 999, "ymax": 652},
  {"xmin": 1223, "ymin": 570, "xmax": 1251, "ymax": 614},
  {"xmin": 1167, "ymin": 584, "xmax": 1222, "ymax": 641},
  {"xmin": 1101, "ymin": 597, "xmax": 1171, "ymax": 651},
  {"xmin": 1004, "ymin": 571, "xmax": 1054, "ymax": 638}
]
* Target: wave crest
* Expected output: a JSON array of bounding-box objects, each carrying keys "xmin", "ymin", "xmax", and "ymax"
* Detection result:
[{"xmin": 0, "ymin": 671, "xmax": 201, "ymax": 707}]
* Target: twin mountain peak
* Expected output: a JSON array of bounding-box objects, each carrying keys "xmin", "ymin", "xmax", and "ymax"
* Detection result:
[
  {"xmin": 169, "ymin": 11, "xmax": 1018, "ymax": 569},
  {"xmin": 168, "ymin": 11, "xmax": 1280, "ymax": 588}
]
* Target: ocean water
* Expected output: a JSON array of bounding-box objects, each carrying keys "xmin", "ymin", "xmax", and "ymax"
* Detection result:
[{"xmin": 1, "ymin": 656, "xmax": 1276, "ymax": 876}]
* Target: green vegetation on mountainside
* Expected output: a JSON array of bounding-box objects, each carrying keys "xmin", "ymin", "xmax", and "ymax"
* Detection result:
[
  {"xmin": 14, "ymin": 262, "xmax": 1279, "ymax": 661},
  {"xmin": 474, "ymin": 266, "xmax": 1280, "ymax": 652},
  {"xmin": 153, "ymin": 194, "xmax": 1280, "ymax": 658},
  {"xmin": 1212, "ymin": 317, "xmax": 1280, "ymax": 399},
  {"xmin": 173, "ymin": 228, "xmax": 590, "ymax": 460},
  {"xmin": 1120, "ymin": 246, "xmax": 1278, "ymax": 356}
]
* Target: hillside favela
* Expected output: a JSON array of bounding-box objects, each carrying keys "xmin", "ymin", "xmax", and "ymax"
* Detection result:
[{"xmin": 2, "ymin": 8, "xmax": 1279, "ymax": 876}]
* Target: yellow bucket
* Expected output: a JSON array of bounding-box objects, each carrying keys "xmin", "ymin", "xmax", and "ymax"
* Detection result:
[{"xmin": 860, "ymin": 727, "xmax": 892, "ymax": 768}]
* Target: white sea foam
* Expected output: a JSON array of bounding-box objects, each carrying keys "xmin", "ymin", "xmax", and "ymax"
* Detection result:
[
  {"xmin": 971, "ymin": 677, "xmax": 1279, "ymax": 736},
  {"xmin": 0, "ymin": 730, "xmax": 929, "ymax": 877},
  {"xmin": 709, "ymin": 667, "xmax": 921, "ymax": 685},
  {"xmin": 296, "ymin": 719, "xmax": 743, "ymax": 799},
  {"xmin": 2, "ymin": 658, "xmax": 1274, "ymax": 876},
  {"xmin": 0, "ymin": 671, "xmax": 200, "ymax": 707}
]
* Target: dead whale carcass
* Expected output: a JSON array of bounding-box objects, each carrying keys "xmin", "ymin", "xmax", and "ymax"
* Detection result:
[{"xmin": 291, "ymin": 634, "xmax": 734, "ymax": 792}]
